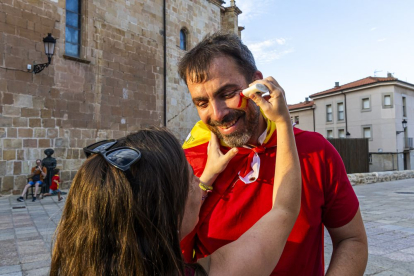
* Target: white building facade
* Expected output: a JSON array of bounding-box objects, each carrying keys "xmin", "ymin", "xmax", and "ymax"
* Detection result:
[{"xmin": 293, "ymin": 76, "xmax": 414, "ymax": 172}]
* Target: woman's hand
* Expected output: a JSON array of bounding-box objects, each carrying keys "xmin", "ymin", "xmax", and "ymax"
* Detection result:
[
  {"xmin": 248, "ymin": 77, "xmax": 291, "ymax": 126},
  {"xmin": 200, "ymin": 132, "xmax": 238, "ymax": 186}
]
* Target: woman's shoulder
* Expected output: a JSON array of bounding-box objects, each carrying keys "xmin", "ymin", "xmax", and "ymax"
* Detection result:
[{"xmin": 185, "ymin": 261, "xmax": 209, "ymax": 276}]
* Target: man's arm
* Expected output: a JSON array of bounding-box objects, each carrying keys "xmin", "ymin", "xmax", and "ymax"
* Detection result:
[
  {"xmin": 325, "ymin": 208, "xmax": 368, "ymax": 275},
  {"xmin": 41, "ymin": 167, "xmax": 47, "ymax": 177}
]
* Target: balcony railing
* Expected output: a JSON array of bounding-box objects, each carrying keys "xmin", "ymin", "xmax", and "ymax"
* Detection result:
[{"xmin": 405, "ymin": 137, "xmax": 413, "ymax": 149}]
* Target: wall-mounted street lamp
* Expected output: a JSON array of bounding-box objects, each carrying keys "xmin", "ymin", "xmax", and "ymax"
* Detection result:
[
  {"xmin": 33, "ymin": 33, "xmax": 56, "ymax": 74},
  {"xmin": 396, "ymin": 119, "xmax": 408, "ymax": 134}
]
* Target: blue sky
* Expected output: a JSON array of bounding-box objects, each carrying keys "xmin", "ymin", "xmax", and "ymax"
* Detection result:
[{"xmin": 236, "ymin": 0, "xmax": 414, "ymax": 104}]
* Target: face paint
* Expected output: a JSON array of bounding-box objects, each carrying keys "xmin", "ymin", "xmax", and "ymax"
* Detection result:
[{"xmin": 237, "ymin": 91, "xmax": 249, "ymax": 109}]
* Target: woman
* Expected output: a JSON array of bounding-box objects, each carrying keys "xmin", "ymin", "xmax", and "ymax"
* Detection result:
[{"xmin": 50, "ymin": 79, "xmax": 301, "ymax": 275}]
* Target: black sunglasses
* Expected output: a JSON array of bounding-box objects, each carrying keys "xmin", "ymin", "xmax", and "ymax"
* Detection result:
[{"xmin": 83, "ymin": 140, "xmax": 141, "ymax": 172}]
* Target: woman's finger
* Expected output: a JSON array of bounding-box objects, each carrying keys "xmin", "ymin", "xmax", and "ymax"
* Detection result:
[{"xmin": 222, "ymin": 148, "xmax": 238, "ymax": 164}]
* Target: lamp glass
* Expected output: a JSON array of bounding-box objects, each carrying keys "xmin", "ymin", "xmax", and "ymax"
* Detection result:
[
  {"xmin": 42, "ymin": 33, "xmax": 56, "ymax": 58},
  {"xmin": 402, "ymin": 120, "xmax": 407, "ymax": 129}
]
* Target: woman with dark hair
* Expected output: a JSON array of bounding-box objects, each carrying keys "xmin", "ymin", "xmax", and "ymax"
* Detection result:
[{"xmin": 51, "ymin": 79, "xmax": 301, "ymax": 276}]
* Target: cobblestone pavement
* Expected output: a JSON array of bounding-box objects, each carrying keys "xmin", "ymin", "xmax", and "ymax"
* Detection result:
[
  {"xmin": 325, "ymin": 178, "xmax": 414, "ymax": 275},
  {"xmin": 0, "ymin": 179, "xmax": 414, "ymax": 275},
  {"xmin": 0, "ymin": 194, "xmax": 64, "ymax": 276}
]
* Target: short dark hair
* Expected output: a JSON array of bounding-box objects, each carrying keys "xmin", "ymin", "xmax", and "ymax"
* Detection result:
[
  {"xmin": 53, "ymin": 168, "xmax": 60, "ymax": 175},
  {"xmin": 178, "ymin": 32, "xmax": 257, "ymax": 85}
]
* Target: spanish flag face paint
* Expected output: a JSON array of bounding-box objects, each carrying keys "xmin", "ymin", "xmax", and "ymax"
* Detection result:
[{"xmin": 237, "ymin": 92, "xmax": 249, "ymax": 109}]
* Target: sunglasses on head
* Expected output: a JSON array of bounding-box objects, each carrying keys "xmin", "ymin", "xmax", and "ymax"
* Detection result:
[{"xmin": 83, "ymin": 140, "xmax": 142, "ymax": 172}]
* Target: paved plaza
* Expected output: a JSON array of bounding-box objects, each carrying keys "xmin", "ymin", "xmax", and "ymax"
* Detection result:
[
  {"xmin": 0, "ymin": 179, "xmax": 414, "ymax": 275},
  {"xmin": 325, "ymin": 178, "xmax": 414, "ymax": 275}
]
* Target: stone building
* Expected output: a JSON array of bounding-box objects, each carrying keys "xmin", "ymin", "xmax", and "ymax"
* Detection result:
[{"xmin": 0, "ymin": 0, "xmax": 244, "ymax": 194}]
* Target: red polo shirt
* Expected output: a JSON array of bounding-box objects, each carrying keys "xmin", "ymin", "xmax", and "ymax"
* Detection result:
[{"xmin": 181, "ymin": 122, "xmax": 359, "ymax": 275}]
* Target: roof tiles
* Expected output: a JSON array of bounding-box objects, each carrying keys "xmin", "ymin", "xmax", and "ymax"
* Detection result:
[
  {"xmin": 288, "ymin": 101, "xmax": 314, "ymax": 111},
  {"xmin": 310, "ymin": 77, "xmax": 398, "ymax": 98}
]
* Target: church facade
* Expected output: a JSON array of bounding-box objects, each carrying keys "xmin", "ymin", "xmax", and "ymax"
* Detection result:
[{"xmin": 0, "ymin": 0, "xmax": 243, "ymax": 194}]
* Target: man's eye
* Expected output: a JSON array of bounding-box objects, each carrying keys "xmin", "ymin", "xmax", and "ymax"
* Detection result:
[
  {"xmin": 197, "ymin": 102, "xmax": 208, "ymax": 108},
  {"xmin": 223, "ymin": 91, "xmax": 239, "ymax": 99}
]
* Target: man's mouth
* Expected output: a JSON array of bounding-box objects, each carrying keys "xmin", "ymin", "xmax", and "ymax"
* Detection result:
[{"xmin": 218, "ymin": 117, "xmax": 240, "ymax": 130}]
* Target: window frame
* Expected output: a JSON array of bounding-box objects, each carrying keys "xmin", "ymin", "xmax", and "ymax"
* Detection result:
[
  {"xmin": 382, "ymin": 93, "xmax": 393, "ymax": 109},
  {"xmin": 337, "ymin": 102, "xmax": 344, "ymax": 122},
  {"xmin": 294, "ymin": 115, "xmax": 299, "ymax": 125},
  {"xmin": 361, "ymin": 96, "xmax": 372, "ymax": 112},
  {"xmin": 179, "ymin": 28, "xmax": 187, "ymax": 51},
  {"xmin": 338, "ymin": 128, "xmax": 345, "ymax": 138},
  {"xmin": 362, "ymin": 125, "xmax": 373, "ymax": 141},
  {"xmin": 326, "ymin": 128, "xmax": 334, "ymax": 139},
  {"xmin": 403, "ymin": 96, "xmax": 407, "ymax": 117},
  {"xmin": 65, "ymin": 0, "xmax": 81, "ymax": 57},
  {"xmin": 326, "ymin": 104, "xmax": 333, "ymax": 123}
]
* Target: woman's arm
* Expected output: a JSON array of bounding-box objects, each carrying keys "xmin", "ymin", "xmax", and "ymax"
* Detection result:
[{"xmin": 205, "ymin": 77, "xmax": 301, "ymax": 276}]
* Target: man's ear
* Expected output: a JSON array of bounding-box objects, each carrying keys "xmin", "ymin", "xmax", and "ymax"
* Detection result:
[{"xmin": 252, "ymin": 70, "xmax": 263, "ymax": 81}]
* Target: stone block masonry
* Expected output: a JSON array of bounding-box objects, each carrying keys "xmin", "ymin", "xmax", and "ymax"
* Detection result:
[
  {"xmin": 348, "ymin": 170, "xmax": 414, "ymax": 186},
  {"xmin": 0, "ymin": 0, "xmax": 244, "ymax": 194}
]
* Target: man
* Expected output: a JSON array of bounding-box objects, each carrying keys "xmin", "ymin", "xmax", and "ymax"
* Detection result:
[
  {"xmin": 17, "ymin": 159, "xmax": 47, "ymax": 202},
  {"xmin": 179, "ymin": 32, "xmax": 368, "ymax": 275}
]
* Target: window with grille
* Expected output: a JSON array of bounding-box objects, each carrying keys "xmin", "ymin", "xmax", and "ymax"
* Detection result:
[{"xmin": 338, "ymin": 129, "xmax": 345, "ymax": 138}]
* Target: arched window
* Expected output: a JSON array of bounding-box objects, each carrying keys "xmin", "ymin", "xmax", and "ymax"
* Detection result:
[{"xmin": 180, "ymin": 29, "xmax": 187, "ymax": 50}]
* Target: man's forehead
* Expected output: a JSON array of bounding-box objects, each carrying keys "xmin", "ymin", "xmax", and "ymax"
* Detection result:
[{"xmin": 186, "ymin": 56, "xmax": 241, "ymax": 85}]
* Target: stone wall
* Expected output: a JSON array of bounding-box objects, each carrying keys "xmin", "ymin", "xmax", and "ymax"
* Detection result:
[
  {"xmin": 165, "ymin": 0, "xmax": 222, "ymax": 142},
  {"xmin": 0, "ymin": 0, "xmax": 243, "ymax": 195},
  {"xmin": 348, "ymin": 170, "xmax": 414, "ymax": 186}
]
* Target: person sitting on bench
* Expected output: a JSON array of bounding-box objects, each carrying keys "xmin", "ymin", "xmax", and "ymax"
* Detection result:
[{"xmin": 17, "ymin": 159, "xmax": 47, "ymax": 202}]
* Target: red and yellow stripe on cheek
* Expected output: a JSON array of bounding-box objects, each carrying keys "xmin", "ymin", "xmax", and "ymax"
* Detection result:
[{"xmin": 237, "ymin": 92, "xmax": 249, "ymax": 109}]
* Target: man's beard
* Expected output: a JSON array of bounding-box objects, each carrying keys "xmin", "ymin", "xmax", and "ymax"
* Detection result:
[{"xmin": 207, "ymin": 103, "xmax": 260, "ymax": 147}]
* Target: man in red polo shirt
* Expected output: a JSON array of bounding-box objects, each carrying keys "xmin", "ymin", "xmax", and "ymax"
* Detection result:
[{"xmin": 179, "ymin": 32, "xmax": 368, "ymax": 275}]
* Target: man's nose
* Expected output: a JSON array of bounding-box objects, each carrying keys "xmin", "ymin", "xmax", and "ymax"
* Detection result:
[{"xmin": 210, "ymin": 101, "xmax": 227, "ymax": 122}]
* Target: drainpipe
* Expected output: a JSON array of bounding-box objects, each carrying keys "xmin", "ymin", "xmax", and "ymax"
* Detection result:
[
  {"xmin": 163, "ymin": 0, "xmax": 167, "ymax": 126},
  {"xmin": 312, "ymin": 105, "xmax": 316, "ymax": 132},
  {"xmin": 342, "ymin": 92, "xmax": 350, "ymax": 136}
]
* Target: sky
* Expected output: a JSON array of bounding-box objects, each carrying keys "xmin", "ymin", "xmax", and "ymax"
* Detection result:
[{"xmin": 236, "ymin": 0, "xmax": 414, "ymax": 105}]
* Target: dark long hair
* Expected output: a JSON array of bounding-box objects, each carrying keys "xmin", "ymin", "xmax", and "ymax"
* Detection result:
[{"xmin": 51, "ymin": 127, "xmax": 192, "ymax": 275}]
